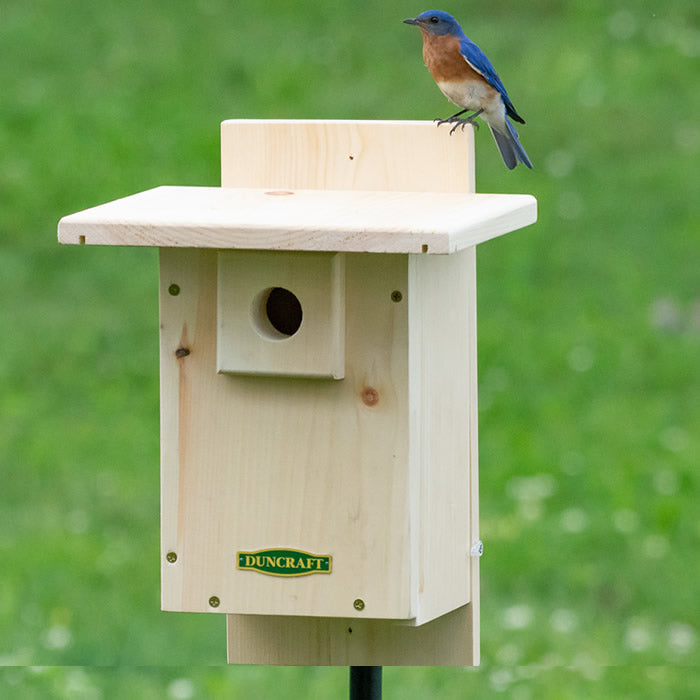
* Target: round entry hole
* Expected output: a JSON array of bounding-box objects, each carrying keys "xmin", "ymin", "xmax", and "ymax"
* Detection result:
[{"xmin": 252, "ymin": 287, "xmax": 303, "ymax": 340}]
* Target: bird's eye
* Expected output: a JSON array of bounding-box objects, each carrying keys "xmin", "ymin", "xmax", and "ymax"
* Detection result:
[{"xmin": 430, "ymin": 16, "xmax": 439, "ymax": 23}]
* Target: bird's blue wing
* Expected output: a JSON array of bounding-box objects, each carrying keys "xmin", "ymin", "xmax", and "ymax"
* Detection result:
[{"xmin": 458, "ymin": 36, "xmax": 516, "ymax": 112}]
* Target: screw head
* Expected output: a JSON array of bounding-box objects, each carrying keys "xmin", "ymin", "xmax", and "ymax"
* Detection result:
[
  {"xmin": 208, "ymin": 596, "xmax": 221, "ymax": 608},
  {"xmin": 391, "ymin": 290, "xmax": 403, "ymax": 303},
  {"xmin": 353, "ymin": 598, "xmax": 365, "ymax": 611},
  {"xmin": 166, "ymin": 551, "xmax": 178, "ymax": 563},
  {"xmin": 168, "ymin": 283, "xmax": 181, "ymax": 296}
]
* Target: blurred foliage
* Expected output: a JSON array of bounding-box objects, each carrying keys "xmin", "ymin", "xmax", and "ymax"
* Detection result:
[{"xmin": 1, "ymin": 0, "xmax": 699, "ymax": 696}]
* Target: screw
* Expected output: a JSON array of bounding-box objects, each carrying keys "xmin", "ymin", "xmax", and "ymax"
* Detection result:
[
  {"xmin": 353, "ymin": 598, "xmax": 365, "ymax": 611},
  {"xmin": 209, "ymin": 596, "xmax": 221, "ymax": 608},
  {"xmin": 168, "ymin": 284, "xmax": 180, "ymax": 296},
  {"xmin": 391, "ymin": 290, "xmax": 403, "ymax": 303},
  {"xmin": 166, "ymin": 552, "xmax": 178, "ymax": 563}
]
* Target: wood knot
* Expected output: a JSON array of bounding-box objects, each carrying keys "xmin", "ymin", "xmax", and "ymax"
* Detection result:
[
  {"xmin": 175, "ymin": 346, "xmax": 191, "ymax": 358},
  {"xmin": 361, "ymin": 386, "xmax": 379, "ymax": 407}
]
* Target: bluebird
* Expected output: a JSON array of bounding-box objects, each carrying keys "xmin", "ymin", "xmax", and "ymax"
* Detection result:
[{"xmin": 404, "ymin": 10, "xmax": 532, "ymax": 169}]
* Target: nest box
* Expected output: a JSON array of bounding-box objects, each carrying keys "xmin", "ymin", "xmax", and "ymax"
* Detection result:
[{"xmin": 58, "ymin": 120, "xmax": 536, "ymax": 665}]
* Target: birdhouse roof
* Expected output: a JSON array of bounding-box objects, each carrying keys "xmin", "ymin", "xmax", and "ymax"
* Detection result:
[{"xmin": 58, "ymin": 185, "xmax": 536, "ymax": 254}]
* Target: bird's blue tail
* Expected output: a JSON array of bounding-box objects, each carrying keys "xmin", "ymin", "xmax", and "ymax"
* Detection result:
[{"xmin": 489, "ymin": 119, "xmax": 533, "ymax": 170}]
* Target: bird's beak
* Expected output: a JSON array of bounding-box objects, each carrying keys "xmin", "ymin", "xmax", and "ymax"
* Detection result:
[{"xmin": 403, "ymin": 18, "xmax": 419, "ymax": 25}]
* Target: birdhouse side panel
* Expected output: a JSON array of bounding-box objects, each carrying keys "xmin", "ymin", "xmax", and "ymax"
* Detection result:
[{"xmin": 408, "ymin": 247, "xmax": 477, "ymax": 625}]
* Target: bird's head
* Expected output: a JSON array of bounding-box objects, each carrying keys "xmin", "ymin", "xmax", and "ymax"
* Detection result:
[{"xmin": 403, "ymin": 10, "xmax": 462, "ymax": 36}]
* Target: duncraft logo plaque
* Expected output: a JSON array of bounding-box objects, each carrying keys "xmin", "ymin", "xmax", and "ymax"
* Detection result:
[{"xmin": 237, "ymin": 548, "xmax": 332, "ymax": 577}]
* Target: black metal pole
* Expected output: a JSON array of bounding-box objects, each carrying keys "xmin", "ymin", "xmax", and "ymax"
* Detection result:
[{"xmin": 349, "ymin": 666, "xmax": 382, "ymax": 700}]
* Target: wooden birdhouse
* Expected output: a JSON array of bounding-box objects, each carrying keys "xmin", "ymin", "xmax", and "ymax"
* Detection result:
[{"xmin": 58, "ymin": 120, "xmax": 536, "ymax": 665}]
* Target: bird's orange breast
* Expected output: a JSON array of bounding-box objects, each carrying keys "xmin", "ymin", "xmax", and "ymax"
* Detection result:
[{"xmin": 420, "ymin": 31, "xmax": 481, "ymax": 84}]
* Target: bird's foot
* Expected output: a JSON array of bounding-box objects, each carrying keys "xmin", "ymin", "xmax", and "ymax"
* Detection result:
[{"xmin": 434, "ymin": 110, "xmax": 483, "ymax": 133}]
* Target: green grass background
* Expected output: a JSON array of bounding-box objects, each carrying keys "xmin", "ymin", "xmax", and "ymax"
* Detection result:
[{"xmin": 1, "ymin": 0, "xmax": 699, "ymax": 696}]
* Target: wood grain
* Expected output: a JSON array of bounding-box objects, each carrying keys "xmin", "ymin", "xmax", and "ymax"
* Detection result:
[
  {"xmin": 57, "ymin": 186, "xmax": 536, "ymax": 254},
  {"xmin": 216, "ymin": 250, "xmax": 345, "ymax": 378},
  {"xmin": 218, "ymin": 120, "xmax": 485, "ymax": 665},
  {"xmin": 220, "ymin": 119, "xmax": 475, "ymax": 193},
  {"xmin": 160, "ymin": 248, "xmax": 417, "ymax": 620}
]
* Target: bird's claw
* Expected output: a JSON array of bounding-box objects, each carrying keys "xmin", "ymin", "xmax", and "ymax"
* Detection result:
[
  {"xmin": 449, "ymin": 118, "xmax": 480, "ymax": 134},
  {"xmin": 435, "ymin": 116, "xmax": 481, "ymax": 134},
  {"xmin": 434, "ymin": 115, "xmax": 462, "ymax": 126}
]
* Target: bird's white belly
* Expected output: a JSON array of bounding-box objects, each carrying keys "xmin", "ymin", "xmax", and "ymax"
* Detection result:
[{"xmin": 438, "ymin": 79, "xmax": 496, "ymax": 111}]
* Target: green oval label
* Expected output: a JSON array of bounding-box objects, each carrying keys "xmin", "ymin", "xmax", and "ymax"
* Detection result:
[{"xmin": 237, "ymin": 548, "xmax": 332, "ymax": 577}]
